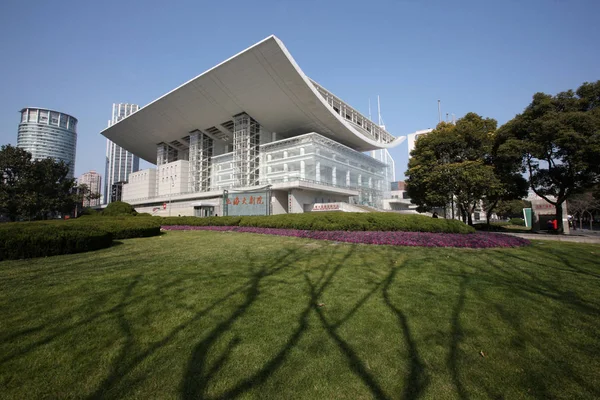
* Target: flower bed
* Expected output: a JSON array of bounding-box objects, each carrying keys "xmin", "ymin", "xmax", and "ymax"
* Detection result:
[{"xmin": 161, "ymin": 226, "xmax": 530, "ymax": 248}]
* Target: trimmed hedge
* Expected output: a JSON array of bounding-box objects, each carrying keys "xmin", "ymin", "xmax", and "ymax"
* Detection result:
[
  {"xmin": 159, "ymin": 213, "xmax": 474, "ymax": 234},
  {"xmin": 0, "ymin": 224, "xmax": 113, "ymax": 261},
  {"xmin": 159, "ymin": 216, "xmax": 242, "ymax": 227},
  {"xmin": 509, "ymin": 218, "xmax": 526, "ymax": 226},
  {"xmin": 80, "ymin": 208, "xmax": 99, "ymax": 216},
  {"xmin": 72, "ymin": 216, "xmax": 161, "ymax": 239},
  {"xmin": 102, "ymin": 201, "xmax": 138, "ymax": 216},
  {"xmin": 0, "ymin": 217, "xmax": 162, "ymax": 260}
]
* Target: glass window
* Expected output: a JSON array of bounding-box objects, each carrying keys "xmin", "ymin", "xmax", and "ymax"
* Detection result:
[{"xmin": 50, "ymin": 112, "xmax": 59, "ymax": 126}]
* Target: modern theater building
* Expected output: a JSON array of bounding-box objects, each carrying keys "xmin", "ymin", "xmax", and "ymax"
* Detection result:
[{"xmin": 101, "ymin": 36, "xmax": 406, "ymax": 216}]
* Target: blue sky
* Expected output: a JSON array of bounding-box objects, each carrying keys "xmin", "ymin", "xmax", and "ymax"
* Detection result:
[{"xmin": 0, "ymin": 0, "xmax": 598, "ymax": 180}]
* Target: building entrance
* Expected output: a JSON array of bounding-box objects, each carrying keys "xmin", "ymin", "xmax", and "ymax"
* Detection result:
[{"xmin": 194, "ymin": 206, "xmax": 214, "ymax": 217}]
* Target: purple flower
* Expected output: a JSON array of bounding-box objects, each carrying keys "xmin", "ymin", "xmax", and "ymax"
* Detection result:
[{"xmin": 161, "ymin": 226, "xmax": 530, "ymax": 248}]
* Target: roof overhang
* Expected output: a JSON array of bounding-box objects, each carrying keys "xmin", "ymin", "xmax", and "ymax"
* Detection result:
[{"xmin": 101, "ymin": 35, "xmax": 406, "ymax": 163}]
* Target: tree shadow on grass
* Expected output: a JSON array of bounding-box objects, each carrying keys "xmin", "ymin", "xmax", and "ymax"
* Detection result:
[
  {"xmin": 445, "ymin": 263, "xmax": 469, "ymax": 400},
  {"xmin": 87, "ymin": 246, "xmax": 304, "ymax": 400},
  {"xmin": 379, "ymin": 260, "xmax": 429, "ymax": 400},
  {"xmin": 497, "ymin": 250, "xmax": 600, "ymax": 318},
  {"xmin": 448, "ymin": 250, "xmax": 600, "ymax": 399},
  {"xmin": 0, "ymin": 278, "xmax": 158, "ymax": 365},
  {"xmin": 179, "ymin": 245, "xmax": 323, "ymax": 400},
  {"xmin": 303, "ymin": 248, "xmax": 393, "ymax": 400},
  {"xmin": 179, "ymin": 245, "xmax": 381, "ymax": 400}
]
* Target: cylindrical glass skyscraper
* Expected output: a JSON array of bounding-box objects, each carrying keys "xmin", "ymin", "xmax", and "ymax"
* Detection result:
[{"xmin": 17, "ymin": 107, "xmax": 78, "ymax": 178}]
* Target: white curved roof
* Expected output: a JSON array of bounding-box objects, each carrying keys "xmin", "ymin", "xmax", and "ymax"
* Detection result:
[{"xmin": 101, "ymin": 35, "xmax": 406, "ymax": 163}]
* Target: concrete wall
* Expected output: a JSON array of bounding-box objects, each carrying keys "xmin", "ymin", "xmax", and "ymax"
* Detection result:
[
  {"xmin": 134, "ymin": 198, "xmax": 222, "ymax": 217},
  {"xmin": 123, "ymin": 168, "xmax": 157, "ymax": 202},
  {"xmin": 289, "ymin": 189, "xmax": 349, "ymax": 214},
  {"xmin": 158, "ymin": 160, "xmax": 189, "ymax": 196},
  {"xmin": 271, "ymin": 190, "xmax": 288, "ymax": 215}
]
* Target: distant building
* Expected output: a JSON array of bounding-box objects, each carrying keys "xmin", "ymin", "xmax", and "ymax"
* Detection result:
[
  {"xmin": 78, "ymin": 170, "xmax": 102, "ymax": 207},
  {"xmin": 17, "ymin": 107, "xmax": 78, "ymax": 178},
  {"xmin": 407, "ymin": 129, "xmax": 433, "ymax": 159},
  {"xmin": 104, "ymin": 103, "xmax": 140, "ymax": 204},
  {"xmin": 111, "ymin": 181, "xmax": 126, "ymax": 203},
  {"xmin": 383, "ymin": 181, "xmax": 417, "ymax": 212}
]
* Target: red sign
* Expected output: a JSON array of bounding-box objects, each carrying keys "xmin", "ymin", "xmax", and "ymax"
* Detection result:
[
  {"xmin": 227, "ymin": 195, "xmax": 263, "ymax": 206},
  {"xmin": 163, "ymin": 203, "xmax": 167, "ymax": 210},
  {"xmin": 312, "ymin": 203, "xmax": 340, "ymax": 211}
]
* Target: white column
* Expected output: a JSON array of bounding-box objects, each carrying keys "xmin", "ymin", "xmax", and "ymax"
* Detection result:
[
  {"xmin": 332, "ymin": 166, "xmax": 337, "ymax": 185},
  {"xmin": 316, "ymin": 161, "xmax": 321, "ymax": 182},
  {"xmin": 346, "ymin": 170, "xmax": 350, "ymax": 186},
  {"xmin": 300, "ymin": 160, "xmax": 305, "ymax": 179}
]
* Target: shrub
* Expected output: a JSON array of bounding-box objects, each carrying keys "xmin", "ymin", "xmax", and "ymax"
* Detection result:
[
  {"xmin": 136, "ymin": 212, "xmax": 153, "ymax": 217},
  {"xmin": 509, "ymin": 218, "xmax": 525, "ymax": 226},
  {"xmin": 70, "ymin": 216, "xmax": 161, "ymax": 239},
  {"xmin": 0, "ymin": 217, "xmax": 161, "ymax": 260},
  {"xmin": 80, "ymin": 208, "xmax": 99, "ymax": 217},
  {"xmin": 0, "ymin": 223, "xmax": 113, "ymax": 261},
  {"xmin": 160, "ymin": 216, "xmax": 243, "ymax": 227},
  {"xmin": 102, "ymin": 201, "xmax": 138, "ymax": 216},
  {"xmin": 160, "ymin": 212, "xmax": 474, "ymax": 234}
]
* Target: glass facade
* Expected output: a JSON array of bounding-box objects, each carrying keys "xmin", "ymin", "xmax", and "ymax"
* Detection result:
[
  {"xmin": 17, "ymin": 107, "xmax": 77, "ymax": 178},
  {"xmin": 104, "ymin": 103, "xmax": 141, "ymax": 204},
  {"xmin": 213, "ymin": 133, "xmax": 388, "ymax": 207}
]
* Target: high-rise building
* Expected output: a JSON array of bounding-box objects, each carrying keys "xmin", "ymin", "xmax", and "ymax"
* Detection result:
[
  {"xmin": 78, "ymin": 170, "xmax": 102, "ymax": 207},
  {"xmin": 104, "ymin": 103, "xmax": 140, "ymax": 204},
  {"xmin": 17, "ymin": 107, "xmax": 78, "ymax": 178}
]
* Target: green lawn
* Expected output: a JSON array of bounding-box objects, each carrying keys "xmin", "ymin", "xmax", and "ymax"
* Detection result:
[{"xmin": 1, "ymin": 231, "xmax": 599, "ymax": 399}]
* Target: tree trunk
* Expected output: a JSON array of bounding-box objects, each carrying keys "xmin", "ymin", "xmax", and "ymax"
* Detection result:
[
  {"xmin": 556, "ymin": 202, "xmax": 564, "ymax": 234},
  {"xmin": 459, "ymin": 204, "xmax": 467, "ymax": 224},
  {"xmin": 486, "ymin": 200, "xmax": 498, "ymax": 227},
  {"xmin": 468, "ymin": 203, "xmax": 475, "ymax": 226}
]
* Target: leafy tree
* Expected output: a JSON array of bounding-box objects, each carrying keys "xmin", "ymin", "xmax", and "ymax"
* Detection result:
[
  {"xmin": 75, "ymin": 183, "xmax": 101, "ymax": 210},
  {"xmin": 0, "ymin": 145, "xmax": 75, "ymax": 221},
  {"xmin": 0, "ymin": 145, "xmax": 32, "ymax": 221},
  {"xmin": 406, "ymin": 113, "xmax": 526, "ymax": 225},
  {"xmin": 487, "ymin": 199, "xmax": 532, "ymax": 220},
  {"xmin": 497, "ymin": 81, "xmax": 600, "ymax": 232},
  {"xmin": 568, "ymin": 191, "xmax": 600, "ymax": 230},
  {"xmin": 21, "ymin": 158, "xmax": 75, "ymax": 220}
]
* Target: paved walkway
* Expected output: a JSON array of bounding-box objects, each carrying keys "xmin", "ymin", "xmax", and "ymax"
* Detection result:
[{"xmin": 501, "ymin": 232, "xmax": 600, "ymax": 244}]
